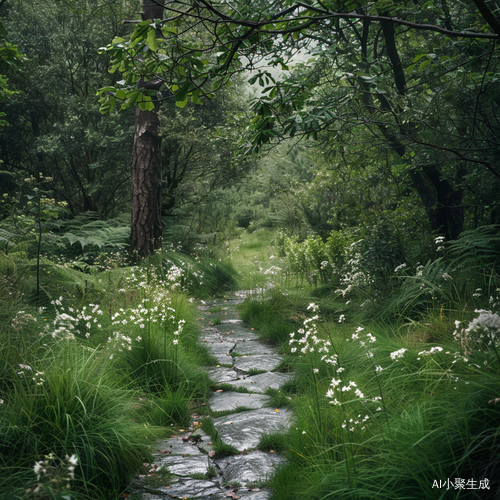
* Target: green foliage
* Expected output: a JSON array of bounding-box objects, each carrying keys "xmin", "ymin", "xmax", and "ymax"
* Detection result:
[
  {"xmin": 448, "ymin": 225, "xmax": 500, "ymax": 267},
  {"xmin": 0, "ymin": 343, "xmax": 156, "ymax": 499},
  {"xmin": 238, "ymin": 288, "xmax": 297, "ymax": 345},
  {"xmin": 0, "ymin": 0, "xmax": 136, "ymax": 218}
]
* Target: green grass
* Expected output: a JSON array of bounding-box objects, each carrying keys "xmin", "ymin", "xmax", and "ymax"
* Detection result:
[
  {"xmin": 230, "ymin": 230, "xmax": 500, "ymax": 500},
  {"xmin": 0, "ymin": 342, "xmax": 160, "ymax": 499},
  {"xmin": 199, "ymin": 418, "xmax": 239, "ymax": 457}
]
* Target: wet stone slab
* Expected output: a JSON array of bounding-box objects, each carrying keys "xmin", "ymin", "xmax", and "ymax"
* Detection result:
[
  {"xmin": 151, "ymin": 435, "xmax": 204, "ymax": 458},
  {"xmin": 205, "ymin": 341, "xmax": 235, "ymax": 356},
  {"xmin": 227, "ymin": 490, "xmax": 273, "ymax": 500},
  {"xmin": 232, "ymin": 340, "xmax": 277, "ymax": 356},
  {"xmin": 201, "ymin": 331, "xmax": 224, "ymax": 343},
  {"xmin": 225, "ymin": 372, "xmax": 293, "ymax": 393},
  {"xmin": 216, "ymin": 451, "xmax": 286, "ymax": 485},
  {"xmin": 150, "ymin": 436, "xmax": 210, "ymax": 476},
  {"xmin": 212, "ymin": 408, "xmax": 293, "ymax": 451},
  {"xmin": 140, "ymin": 478, "xmax": 221, "ymax": 499},
  {"xmin": 190, "ymin": 428, "xmax": 214, "ymax": 454},
  {"xmin": 207, "ymin": 367, "xmax": 240, "ymax": 383},
  {"xmin": 215, "ymin": 324, "xmax": 260, "ymax": 341},
  {"xmin": 209, "ymin": 391, "xmax": 270, "ymax": 412},
  {"xmin": 156, "ymin": 454, "xmax": 209, "ymax": 476},
  {"xmin": 233, "ymin": 354, "xmax": 284, "ymax": 372}
]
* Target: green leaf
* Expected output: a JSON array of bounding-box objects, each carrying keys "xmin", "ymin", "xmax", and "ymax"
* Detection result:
[
  {"xmin": 138, "ymin": 101, "xmax": 154, "ymax": 111},
  {"xmin": 412, "ymin": 54, "xmax": 428, "ymax": 63},
  {"xmin": 418, "ymin": 59, "xmax": 432, "ymax": 72},
  {"xmin": 175, "ymin": 97, "xmax": 189, "ymax": 108},
  {"xmin": 147, "ymin": 28, "xmax": 158, "ymax": 52},
  {"xmin": 175, "ymin": 81, "xmax": 191, "ymax": 102}
]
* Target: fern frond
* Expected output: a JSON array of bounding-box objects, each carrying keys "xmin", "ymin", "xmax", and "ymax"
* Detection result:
[{"xmin": 448, "ymin": 225, "xmax": 500, "ymax": 265}]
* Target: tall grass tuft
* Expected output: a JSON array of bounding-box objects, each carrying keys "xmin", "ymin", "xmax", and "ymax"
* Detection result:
[{"xmin": 0, "ymin": 342, "xmax": 157, "ymax": 499}]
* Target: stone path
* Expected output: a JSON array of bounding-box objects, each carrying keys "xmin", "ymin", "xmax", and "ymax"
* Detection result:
[{"xmin": 133, "ymin": 292, "xmax": 294, "ymax": 500}]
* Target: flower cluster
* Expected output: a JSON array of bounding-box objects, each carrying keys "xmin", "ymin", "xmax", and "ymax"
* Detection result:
[
  {"xmin": 264, "ymin": 265, "xmax": 282, "ymax": 275},
  {"xmin": 390, "ymin": 348, "xmax": 407, "ymax": 361},
  {"xmin": 28, "ymin": 453, "xmax": 78, "ymax": 496},
  {"xmin": 49, "ymin": 297, "xmax": 104, "ymax": 340},
  {"xmin": 11, "ymin": 311, "xmax": 37, "ymax": 331},
  {"xmin": 342, "ymin": 414, "xmax": 370, "ymax": 432},
  {"xmin": 454, "ymin": 309, "xmax": 500, "ymax": 355},
  {"xmin": 289, "ymin": 303, "xmax": 334, "ymax": 359}
]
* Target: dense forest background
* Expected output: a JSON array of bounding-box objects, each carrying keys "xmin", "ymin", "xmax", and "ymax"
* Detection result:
[{"xmin": 1, "ymin": 1, "xmax": 500, "ymax": 499}]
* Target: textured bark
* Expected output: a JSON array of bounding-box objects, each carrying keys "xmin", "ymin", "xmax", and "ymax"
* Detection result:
[
  {"xmin": 130, "ymin": 107, "xmax": 163, "ymax": 257},
  {"xmin": 129, "ymin": 0, "xmax": 164, "ymax": 257}
]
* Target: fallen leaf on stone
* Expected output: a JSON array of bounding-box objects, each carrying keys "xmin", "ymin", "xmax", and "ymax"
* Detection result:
[
  {"xmin": 225, "ymin": 421, "xmax": 232, "ymax": 425},
  {"xmin": 182, "ymin": 437, "xmax": 189, "ymax": 442},
  {"xmin": 208, "ymin": 450, "xmax": 215, "ymax": 457},
  {"xmin": 270, "ymin": 449, "xmax": 275, "ymax": 453},
  {"xmin": 250, "ymin": 488, "xmax": 261, "ymax": 492},
  {"xmin": 215, "ymin": 389, "xmax": 223, "ymax": 392},
  {"xmin": 226, "ymin": 494, "xmax": 240, "ymax": 499}
]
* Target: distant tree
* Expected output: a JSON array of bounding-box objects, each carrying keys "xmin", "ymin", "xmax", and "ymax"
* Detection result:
[{"xmin": 0, "ymin": 0, "xmax": 136, "ymax": 217}]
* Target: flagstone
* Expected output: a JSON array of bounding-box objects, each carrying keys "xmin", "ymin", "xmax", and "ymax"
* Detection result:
[
  {"xmin": 209, "ymin": 391, "xmax": 270, "ymax": 412},
  {"xmin": 224, "ymin": 372, "xmax": 293, "ymax": 393},
  {"xmin": 212, "ymin": 408, "xmax": 293, "ymax": 451},
  {"xmin": 233, "ymin": 354, "xmax": 284, "ymax": 372}
]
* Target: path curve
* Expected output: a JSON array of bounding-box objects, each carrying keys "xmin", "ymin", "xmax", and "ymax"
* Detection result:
[{"xmin": 134, "ymin": 292, "xmax": 294, "ymax": 500}]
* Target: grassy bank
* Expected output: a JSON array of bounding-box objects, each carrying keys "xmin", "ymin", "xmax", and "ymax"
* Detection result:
[
  {"xmin": 0, "ymin": 246, "xmax": 237, "ymax": 499},
  {"xmin": 233, "ymin": 229, "xmax": 500, "ymax": 499}
]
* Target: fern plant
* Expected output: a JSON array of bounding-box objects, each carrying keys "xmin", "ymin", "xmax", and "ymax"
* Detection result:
[{"xmin": 447, "ymin": 225, "xmax": 500, "ymax": 267}]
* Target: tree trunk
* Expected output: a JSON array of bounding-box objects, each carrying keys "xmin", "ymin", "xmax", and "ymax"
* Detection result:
[
  {"xmin": 129, "ymin": 0, "xmax": 164, "ymax": 257},
  {"xmin": 130, "ymin": 106, "xmax": 163, "ymax": 257}
]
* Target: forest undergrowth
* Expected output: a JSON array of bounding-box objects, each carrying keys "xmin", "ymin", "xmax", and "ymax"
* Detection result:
[
  {"xmin": 231, "ymin": 229, "xmax": 500, "ymax": 500},
  {"xmin": 0, "ymin": 233, "xmax": 236, "ymax": 500},
  {"xmin": 1, "ymin": 224, "xmax": 499, "ymax": 500}
]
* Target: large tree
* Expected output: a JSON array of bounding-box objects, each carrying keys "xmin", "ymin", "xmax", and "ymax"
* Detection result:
[{"xmin": 129, "ymin": 0, "xmax": 165, "ymax": 257}]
